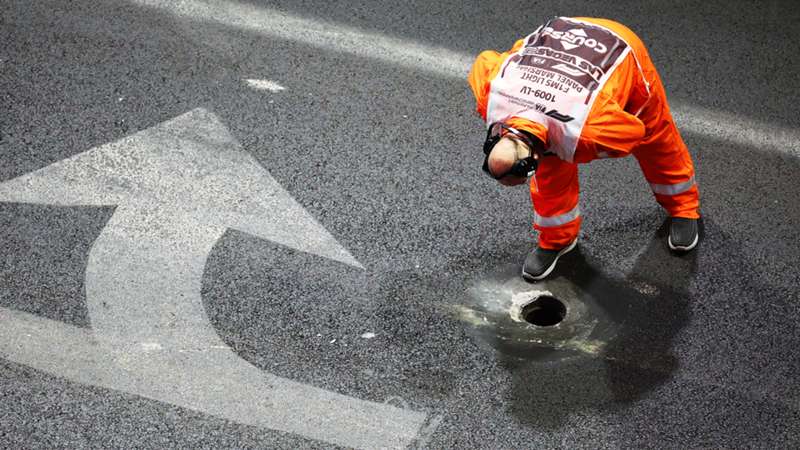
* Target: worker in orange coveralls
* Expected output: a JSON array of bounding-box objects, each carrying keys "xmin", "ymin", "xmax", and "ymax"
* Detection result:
[{"xmin": 469, "ymin": 16, "xmax": 701, "ymax": 281}]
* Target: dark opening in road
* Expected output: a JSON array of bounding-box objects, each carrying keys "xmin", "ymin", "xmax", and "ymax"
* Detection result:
[{"xmin": 521, "ymin": 295, "xmax": 566, "ymax": 327}]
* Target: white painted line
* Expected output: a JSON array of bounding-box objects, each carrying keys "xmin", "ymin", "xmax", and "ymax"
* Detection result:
[
  {"xmin": 130, "ymin": 0, "xmax": 473, "ymax": 79},
  {"xmin": 130, "ymin": 0, "xmax": 800, "ymax": 157},
  {"xmin": 0, "ymin": 108, "xmax": 429, "ymax": 449},
  {"xmin": 0, "ymin": 306, "xmax": 428, "ymax": 449},
  {"xmin": 245, "ymin": 78, "xmax": 286, "ymax": 92},
  {"xmin": 669, "ymin": 102, "xmax": 800, "ymax": 156}
]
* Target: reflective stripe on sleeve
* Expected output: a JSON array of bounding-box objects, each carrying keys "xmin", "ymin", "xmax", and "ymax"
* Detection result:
[
  {"xmin": 650, "ymin": 176, "xmax": 696, "ymax": 196},
  {"xmin": 534, "ymin": 204, "xmax": 581, "ymax": 228}
]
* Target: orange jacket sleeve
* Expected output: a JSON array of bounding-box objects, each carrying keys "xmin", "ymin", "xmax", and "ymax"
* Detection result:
[
  {"xmin": 467, "ymin": 39, "xmax": 525, "ymax": 120},
  {"xmin": 467, "ymin": 39, "xmax": 550, "ymax": 143},
  {"xmin": 576, "ymin": 52, "xmax": 647, "ymax": 159},
  {"xmin": 576, "ymin": 92, "xmax": 646, "ymax": 160}
]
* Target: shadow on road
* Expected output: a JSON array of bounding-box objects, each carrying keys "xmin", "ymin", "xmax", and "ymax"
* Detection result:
[{"xmin": 499, "ymin": 217, "xmax": 696, "ymax": 430}]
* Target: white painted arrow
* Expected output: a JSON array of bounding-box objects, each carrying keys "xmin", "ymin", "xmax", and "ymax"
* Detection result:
[{"xmin": 0, "ymin": 109, "xmax": 430, "ymax": 449}]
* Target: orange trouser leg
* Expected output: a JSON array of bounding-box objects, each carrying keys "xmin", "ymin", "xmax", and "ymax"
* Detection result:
[
  {"xmin": 633, "ymin": 73, "xmax": 701, "ymax": 219},
  {"xmin": 529, "ymin": 155, "xmax": 581, "ymax": 250}
]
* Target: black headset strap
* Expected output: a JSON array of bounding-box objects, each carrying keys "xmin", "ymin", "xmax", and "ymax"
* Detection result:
[{"xmin": 513, "ymin": 128, "xmax": 553, "ymax": 157}]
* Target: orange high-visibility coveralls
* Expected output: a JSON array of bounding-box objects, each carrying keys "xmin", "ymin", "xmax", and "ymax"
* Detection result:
[{"xmin": 468, "ymin": 17, "xmax": 700, "ymax": 250}]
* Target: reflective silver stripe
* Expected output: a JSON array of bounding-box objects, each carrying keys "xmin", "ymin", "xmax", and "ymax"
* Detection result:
[
  {"xmin": 650, "ymin": 176, "xmax": 696, "ymax": 196},
  {"xmin": 534, "ymin": 204, "xmax": 581, "ymax": 227},
  {"xmin": 596, "ymin": 151, "xmax": 611, "ymax": 159}
]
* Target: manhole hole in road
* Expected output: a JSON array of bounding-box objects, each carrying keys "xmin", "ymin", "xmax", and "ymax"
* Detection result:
[{"xmin": 521, "ymin": 295, "xmax": 567, "ymax": 327}]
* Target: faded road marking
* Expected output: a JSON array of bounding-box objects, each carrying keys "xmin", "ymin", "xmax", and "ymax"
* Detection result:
[
  {"xmin": 0, "ymin": 108, "xmax": 428, "ymax": 449},
  {"xmin": 245, "ymin": 78, "xmax": 286, "ymax": 92}
]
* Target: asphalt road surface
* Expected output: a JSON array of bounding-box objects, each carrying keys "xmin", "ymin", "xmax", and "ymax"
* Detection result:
[{"xmin": 2, "ymin": 0, "xmax": 800, "ymax": 448}]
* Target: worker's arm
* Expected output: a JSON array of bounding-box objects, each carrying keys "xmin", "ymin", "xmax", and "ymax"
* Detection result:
[
  {"xmin": 574, "ymin": 54, "xmax": 649, "ymax": 162},
  {"xmin": 467, "ymin": 39, "xmax": 525, "ymax": 120},
  {"xmin": 576, "ymin": 92, "xmax": 646, "ymax": 161}
]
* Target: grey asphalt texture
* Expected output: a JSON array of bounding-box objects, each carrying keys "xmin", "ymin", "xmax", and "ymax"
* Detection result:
[{"xmin": 2, "ymin": 0, "xmax": 800, "ymax": 448}]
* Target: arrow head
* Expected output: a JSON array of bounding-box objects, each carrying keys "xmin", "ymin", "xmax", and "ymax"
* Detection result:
[{"xmin": 0, "ymin": 108, "xmax": 363, "ymax": 269}]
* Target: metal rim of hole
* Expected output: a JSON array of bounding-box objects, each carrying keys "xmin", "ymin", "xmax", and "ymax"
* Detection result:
[{"xmin": 521, "ymin": 295, "xmax": 567, "ymax": 327}]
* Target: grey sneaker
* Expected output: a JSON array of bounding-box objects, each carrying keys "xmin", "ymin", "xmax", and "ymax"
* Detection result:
[
  {"xmin": 668, "ymin": 217, "xmax": 699, "ymax": 252},
  {"xmin": 522, "ymin": 239, "xmax": 577, "ymax": 281}
]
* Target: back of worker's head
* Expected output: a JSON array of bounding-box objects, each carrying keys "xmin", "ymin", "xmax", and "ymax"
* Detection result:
[
  {"xmin": 487, "ymin": 137, "xmax": 530, "ymax": 185},
  {"xmin": 482, "ymin": 122, "xmax": 543, "ymax": 186},
  {"xmin": 487, "ymin": 136, "xmax": 529, "ymax": 180}
]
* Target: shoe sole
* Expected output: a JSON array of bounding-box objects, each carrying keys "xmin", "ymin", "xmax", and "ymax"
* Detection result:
[
  {"xmin": 521, "ymin": 239, "xmax": 577, "ymax": 282},
  {"xmin": 668, "ymin": 232, "xmax": 699, "ymax": 252}
]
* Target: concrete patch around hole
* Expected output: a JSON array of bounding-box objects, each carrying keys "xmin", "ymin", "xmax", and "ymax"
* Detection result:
[
  {"xmin": 456, "ymin": 265, "xmax": 609, "ymax": 361},
  {"xmin": 509, "ymin": 290, "xmax": 554, "ymax": 323}
]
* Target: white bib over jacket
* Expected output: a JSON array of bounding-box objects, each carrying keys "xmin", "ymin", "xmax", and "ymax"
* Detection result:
[{"xmin": 486, "ymin": 17, "xmax": 635, "ymax": 162}]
